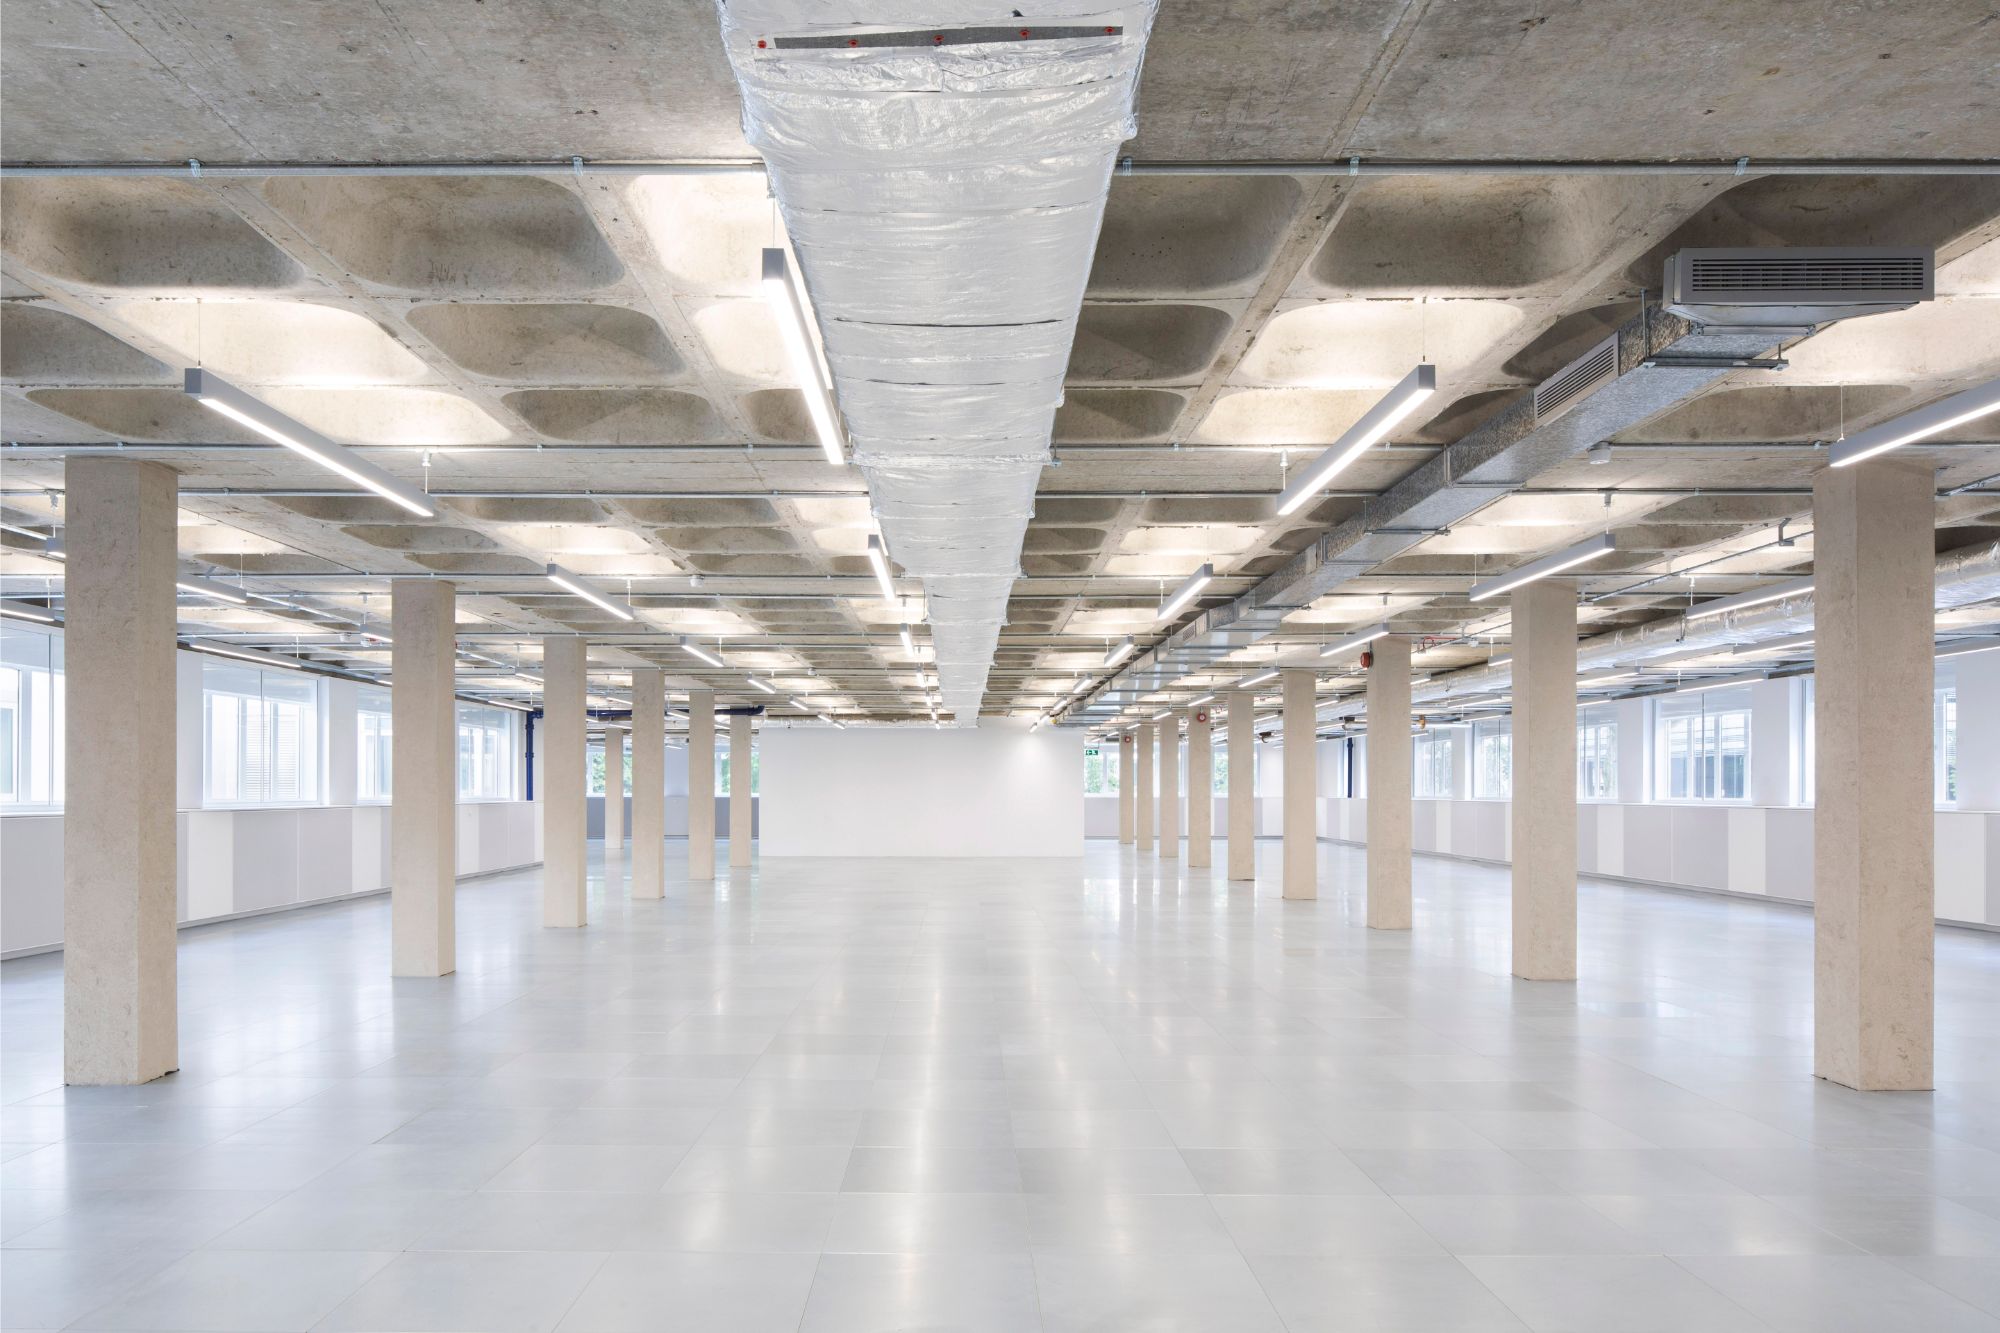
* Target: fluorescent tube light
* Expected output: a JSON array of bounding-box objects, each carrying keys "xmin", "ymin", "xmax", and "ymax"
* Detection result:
[
  {"xmin": 183, "ymin": 368, "xmax": 436, "ymax": 518},
  {"xmin": 0, "ymin": 599, "xmax": 60, "ymax": 625},
  {"xmin": 1275, "ymin": 364, "xmax": 1436, "ymax": 516},
  {"xmin": 762, "ymin": 247, "xmax": 846, "ymax": 466},
  {"xmin": 1467, "ymin": 533, "xmax": 1616, "ymax": 603},
  {"xmin": 1156, "ymin": 563, "xmax": 1213, "ymax": 622},
  {"xmin": 186, "ymin": 638, "xmax": 308, "ymax": 672},
  {"xmin": 1733, "ymin": 631, "xmax": 1816, "ymax": 656},
  {"xmin": 679, "ymin": 638, "xmax": 724, "ymax": 668},
  {"xmin": 1829, "ymin": 376, "xmax": 2000, "ymax": 468},
  {"xmin": 1239, "ymin": 669, "xmax": 1279, "ymax": 688},
  {"xmin": 866, "ymin": 535, "xmax": 899, "ymax": 604},
  {"xmin": 747, "ymin": 677, "xmax": 777, "ymax": 694},
  {"xmin": 1150, "ymin": 708, "xmax": 1173, "ymax": 721},
  {"xmin": 1321, "ymin": 623, "xmax": 1391, "ymax": 660},
  {"xmin": 1103, "ymin": 636, "xmax": 1135, "ymax": 668},
  {"xmin": 899, "ymin": 625, "xmax": 916, "ymax": 656},
  {"xmin": 545, "ymin": 563, "xmax": 635, "ymax": 621},
  {"xmin": 1683, "ymin": 575, "xmax": 1813, "ymax": 621},
  {"xmin": 176, "ymin": 574, "xmax": 250, "ymax": 605},
  {"xmin": 1189, "ymin": 693, "xmax": 1215, "ymax": 707}
]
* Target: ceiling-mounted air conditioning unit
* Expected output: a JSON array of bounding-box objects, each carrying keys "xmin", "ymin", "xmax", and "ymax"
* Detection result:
[{"xmin": 1662, "ymin": 246, "xmax": 1932, "ymax": 328}]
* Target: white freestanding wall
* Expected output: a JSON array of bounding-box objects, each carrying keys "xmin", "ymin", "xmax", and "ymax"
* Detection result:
[{"xmin": 759, "ymin": 724, "xmax": 1084, "ymax": 857}]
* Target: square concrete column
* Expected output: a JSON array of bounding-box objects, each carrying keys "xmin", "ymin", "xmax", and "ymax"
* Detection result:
[
  {"xmin": 687, "ymin": 690, "xmax": 716, "ymax": 880},
  {"xmin": 541, "ymin": 636, "xmax": 588, "ymax": 928},
  {"xmin": 1117, "ymin": 732, "xmax": 1135, "ymax": 844},
  {"xmin": 729, "ymin": 712, "xmax": 753, "ymax": 867},
  {"xmin": 1366, "ymin": 637, "xmax": 1413, "ymax": 930},
  {"xmin": 1135, "ymin": 722, "xmax": 1154, "ymax": 851},
  {"xmin": 602, "ymin": 725, "xmax": 626, "ymax": 852},
  {"xmin": 1159, "ymin": 716, "xmax": 1181, "ymax": 860},
  {"xmin": 1511, "ymin": 583, "xmax": 1578, "ymax": 980},
  {"xmin": 1814, "ymin": 459, "xmax": 1935, "ymax": 1091},
  {"xmin": 1282, "ymin": 668, "xmax": 1317, "ymax": 900},
  {"xmin": 630, "ymin": 670, "xmax": 665, "ymax": 900},
  {"xmin": 1187, "ymin": 705, "xmax": 1212, "ymax": 868},
  {"xmin": 1227, "ymin": 689, "xmax": 1254, "ymax": 881},
  {"xmin": 62, "ymin": 458, "xmax": 178, "ymax": 1085},
  {"xmin": 390, "ymin": 579, "xmax": 456, "ymax": 977}
]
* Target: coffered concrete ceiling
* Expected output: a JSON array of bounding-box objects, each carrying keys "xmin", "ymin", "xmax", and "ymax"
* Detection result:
[{"xmin": 3, "ymin": 1, "xmax": 1998, "ymax": 722}]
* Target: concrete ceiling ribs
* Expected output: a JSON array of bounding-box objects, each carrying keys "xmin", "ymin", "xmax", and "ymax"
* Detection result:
[{"xmin": 3, "ymin": 1, "xmax": 1998, "ymax": 722}]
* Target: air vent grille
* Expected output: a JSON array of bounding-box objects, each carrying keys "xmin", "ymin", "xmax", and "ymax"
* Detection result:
[
  {"xmin": 1533, "ymin": 334, "xmax": 1617, "ymax": 423},
  {"xmin": 1686, "ymin": 255, "xmax": 1929, "ymax": 294}
]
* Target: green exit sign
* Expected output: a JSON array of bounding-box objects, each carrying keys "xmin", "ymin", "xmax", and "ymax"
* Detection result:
[{"xmin": 1084, "ymin": 748, "xmax": 1099, "ymax": 757}]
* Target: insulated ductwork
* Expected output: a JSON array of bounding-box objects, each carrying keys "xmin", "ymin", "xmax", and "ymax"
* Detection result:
[{"xmin": 719, "ymin": 3, "xmax": 1155, "ymax": 723}]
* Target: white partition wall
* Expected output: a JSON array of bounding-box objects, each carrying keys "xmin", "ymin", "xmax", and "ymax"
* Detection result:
[{"xmin": 760, "ymin": 723, "xmax": 1084, "ymax": 857}]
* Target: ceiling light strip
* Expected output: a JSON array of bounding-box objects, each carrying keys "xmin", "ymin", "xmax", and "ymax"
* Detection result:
[
  {"xmin": 545, "ymin": 564, "xmax": 636, "ymax": 621},
  {"xmin": 1829, "ymin": 376, "xmax": 2000, "ymax": 468},
  {"xmin": 1275, "ymin": 364, "xmax": 1437, "ymax": 517},
  {"xmin": 1682, "ymin": 575, "xmax": 1813, "ymax": 621},
  {"xmin": 761, "ymin": 247, "xmax": 848, "ymax": 466},
  {"xmin": 1321, "ymin": 622, "xmax": 1392, "ymax": 659},
  {"xmin": 183, "ymin": 369, "xmax": 436, "ymax": 518},
  {"xmin": 1155, "ymin": 563, "xmax": 1213, "ymax": 622},
  {"xmin": 1467, "ymin": 533, "xmax": 1617, "ymax": 603}
]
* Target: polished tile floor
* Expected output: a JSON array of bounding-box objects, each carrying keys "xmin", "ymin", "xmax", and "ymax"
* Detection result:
[{"xmin": 4, "ymin": 839, "xmax": 1999, "ymax": 1331}]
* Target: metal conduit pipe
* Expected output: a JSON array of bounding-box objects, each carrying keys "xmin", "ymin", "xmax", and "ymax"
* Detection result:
[{"xmin": 3, "ymin": 157, "xmax": 1998, "ymax": 179}]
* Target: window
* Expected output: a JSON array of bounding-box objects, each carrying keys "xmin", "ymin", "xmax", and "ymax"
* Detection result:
[
  {"xmin": 717, "ymin": 748, "xmax": 758, "ymax": 797},
  {"xmin": 203, "ymin": 659, "xmax": 322, "ymax": 806},
  {"xmin": 1471, "ymin": 717, "xmax": 1511, "ymax": 799},
  {"xmin": 1083, "ymin": 746, "xmax": 1119, "ymax": 794},
  {"xmin": 586, "ymin": 742, "xmax": 631, "ymax": 798},
  {"xmin": 457, "ymin": 704, "xmax": 515, "ymax": 801},
  {"xmin": 1212, "ymin": 748, "xmax": 1229, "ymax": 795},
  {"xmin": 1653, "ymin": 687, "xmax": 1751, "ymax": 802},
  {"xmin": 357, "ymin": 686, "xmax": 392, "ymax": 802},
  {"xmin": 1577, "ymin": 709, "xmax": 1618, "ymax": 801},
  {"xmin": 1936, "ymin": 674, "xmax": 1957, "ymax": 806},
  {"xmin": 1412, "ymin": 728, "xmax": 1456, "ymax": 799},
  {"xmin": 0, "ymin": 625, "xmax": 64, "ymax": 809}
]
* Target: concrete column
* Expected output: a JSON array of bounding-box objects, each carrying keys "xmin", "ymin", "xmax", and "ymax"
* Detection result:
[
  {"xmin": 1135, "ymin": 722, "xmax": 1155, "ymax": 851},
  {"xmin": 1814, "ymin": 459, "xmax": 1935, "ymax": 1091},
  {"xmin": 390, "ymin": 579, "xmax": 456, "ymax": 977},
  {"xmin": 729, "ymin": 712, "xmax": 753, "ymax": 868},
  {"xmin": 602, "ymin": 725, "xmax": 626, "ymax": 852},
  {"xmin": 1955, "ymin": 648, "xmax": 2000, "ymax": 811},
  {"xmin": 687, "ymin": 690, "xmax": 716, "ymax": 880},
  {"xmin": 1367, "ymin": 637, "xmax": 1413, "ymax": 930},
  {"xmin": 541, "ymin": 636, "xmax": 588, "ymax": 928},
  {"xmin": 1282, "ymin": 668, "xmax": 1317, "ymax": 900},
  {"xmin": 1227, "ymin": 689, "xmax": 1254, "ymax": 880},
  {"xmin": 1511, "ymin": 583, "xmax": 1577, "ymax": 980},
  {"xmin": 1159, "ymin": 716, "xmax": 1181, "ymax": 860},
  {"xmin": 62, "ymin": 458, "xmax": 178, "ymax": 1085},
  {"xmin": 1187, "ymin": 704, "xmax": 1212, "ymax": 868},
  {"xmin": 630, "ymin": 670, "xmax": 665, "ymax": 900},
  {"xmin": 1117, "ymin": 733, "xmax": 1135, "ymax": 844}
]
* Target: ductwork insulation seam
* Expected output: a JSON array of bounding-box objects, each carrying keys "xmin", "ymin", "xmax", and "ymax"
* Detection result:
[{"xmin": 720, "ymin": 2, "xmax": 1156, "ymax": 721}]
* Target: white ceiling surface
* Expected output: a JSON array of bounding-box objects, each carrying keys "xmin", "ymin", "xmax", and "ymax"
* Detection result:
[
  {"xmin": 2, "ymin": 9, "xmax": 1999, "ymax": 727},
  {"xmin": 722, "ymin": 3, "xmax": 1156, "ymax": 723}
]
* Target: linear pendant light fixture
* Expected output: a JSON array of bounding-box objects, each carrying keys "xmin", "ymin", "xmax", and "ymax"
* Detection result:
[
  {"xmin": 0, "ymin": 599, "xmax": 60, "ymax": 625},
  {"xmin": 1467, "ymin": 533, "xmax": 1617, "ymax": 603},
  {"xmin": 183, "ymin": 369, "xmax": 436, "ymax": 518},
  {"xmin": 1103, "ymin": 636, "xmax": 1136, "ymax": 668},
  {"xmin": 1683, "ymin": 575, "xmax": 1813, "ymax": 621},
  {"xmin": 176, "ymin": 573, "xmax": 250, "ymax": 605},
  {"xmin": 1239, "ymin": 668, "xmax": 1280, "ymax": 688},
  {"xmin": 865, "ymin": 534, "xmax": 900, "ymax": 608},
  {"xmin": 1321, "ymin": 622, "xmax": 1392, "ymax": 660},
  {"xmin": 1829, "ymin": 375, "xmax": 2000, "ymax": 468},
  {"xmin": 1156, "ymin": 563, "xmax": 1213, "ymax": 622},
  {"xmin": 545, "ymin": 563, "xmax": 635, "ymax": 621},
  {"xmin": 678, "ymin": 637, "xmax": 724, "ymax": 668},
  {"xmin": 186, "ymin": 638, "xmax": 307, "ymax": 672},
  {"xmin": 761, "ymin": 248, "xmax": 846, "ymax": 466},
  {"xmin": 1275, "ymin": 364, "xmax": 1437, "ymax": 516}
]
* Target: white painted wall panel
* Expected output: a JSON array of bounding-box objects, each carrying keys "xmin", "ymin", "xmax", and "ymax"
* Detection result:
[{"xmin": 760, "ymin": 724, "xmax": 1082, "ymax": 858}]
